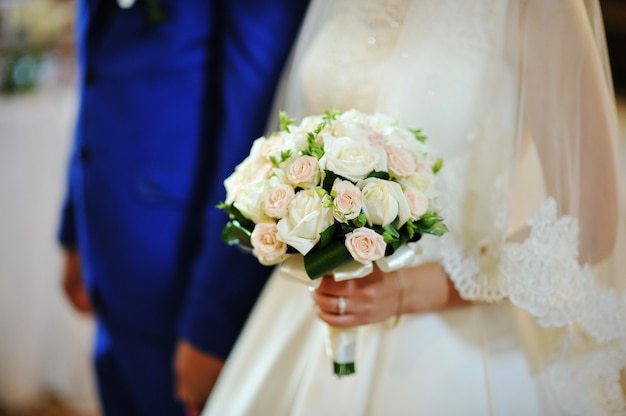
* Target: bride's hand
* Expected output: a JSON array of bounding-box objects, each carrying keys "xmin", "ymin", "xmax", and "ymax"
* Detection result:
[
  {"xmin": 311, "ymin": 262, "xmax": 467, "ymax": 328},
  {"xmin": 311, "ymin": 267, "xmax": 400, "ymax": 328}
]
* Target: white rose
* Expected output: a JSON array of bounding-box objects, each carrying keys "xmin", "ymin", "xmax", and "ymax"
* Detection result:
[
  {"xmin": 285, "ymin": 155, "xmax": 320, "ymax": 188},
  {"xmin": 367, "ymin": 112, "xmax": 397, "ymax": 130},
  {"xmin": 333, "ymin": 111, "xmax": 370, "ymax": 142},
  {"xmin": 264, "ymin": 184, "xmax": 295, "ymax": 219},
  {"xmin": 404, "ymin": 187, "xmax": 429, "ymax": 219},
  {"xmin": 344, "ymin": 227, "xmax": 386, "ymax": 264},
  {"xmin": 331, "ymin": 180, "xmax": 362, "ymax": 222},
  {"xmin": 402, "ymin": 171, "xmax": 432, "ymax": 192},
  {"xmin": 386, "ymin": 144, "xmax": 417, "ymax": 178},
  {"xmin": 297, "ymin": 115, "xmax": 324, "ymax": 131},
  {"xmin": 233, "ymin": 179, "xmax": 271, "ymax": 224},
  {"xmin": 224, "ymin": 139, "xmax": 273, "ymax": 203},
  {"xmin": 359, "ymin": 178, "xmax": 411, "ymax": 228},
  {"xmin": 276, "ymin": 188, "xmax": 334, "ymax": 255},
  {"xmin": 251, "ymin": 222, "xmax": 288, "ymax": 265},
  {"xmin": 384, "ymin": 126, "xmax": 424, "ymax": 153},
  {"xmin": 320, "ymin": 135, "xmax": 387, "ymax": 182}
]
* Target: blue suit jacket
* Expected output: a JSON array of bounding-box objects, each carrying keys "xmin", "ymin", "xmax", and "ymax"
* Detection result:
[{"xmin": 59, "ymin": 0, "xmax": 308, "ymax": 358}]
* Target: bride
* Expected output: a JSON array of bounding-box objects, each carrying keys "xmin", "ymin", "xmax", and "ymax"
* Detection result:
[{"xmin": 204, "ymin": 0, "xmax": 626, "ymax": 414}]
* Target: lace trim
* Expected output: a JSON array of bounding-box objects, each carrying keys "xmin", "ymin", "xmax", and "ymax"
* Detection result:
[{"xmin": 441, "ymin": 197, "xmax": 626, "ymax": 415}]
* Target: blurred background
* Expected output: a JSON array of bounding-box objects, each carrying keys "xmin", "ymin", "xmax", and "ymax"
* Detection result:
[{"xmin": 0, "ymin": 1, "xmax": 624, "ymax": 416}]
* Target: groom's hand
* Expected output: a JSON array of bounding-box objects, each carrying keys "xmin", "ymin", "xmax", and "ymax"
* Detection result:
[
  {"xmin": 174, "ymin": 340, "xmax": 224, "ymax": 416},
  {"xmin": 61, "ymin": 249, "xmax": 92, "ymax": 314}
]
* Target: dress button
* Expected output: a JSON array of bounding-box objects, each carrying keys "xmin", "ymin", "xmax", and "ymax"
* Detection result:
[
  {"xmin": 85, "ymin": 68, "xmax": 97, "ymax": 85},
  {"xmin": 79, "ymin": 146, "xmax": 90, "ymax": 162}
]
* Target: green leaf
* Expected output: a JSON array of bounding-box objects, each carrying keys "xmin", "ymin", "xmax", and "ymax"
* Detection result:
[
  {"xmin": 322, "ymin": 170, "xmax": 339, "ymax": 192},
  {"xmin": 279, "ymin": 110, "xmax": 294, "ymax": 133},
  {"xmin": 432, "ymin": 158, "xmax": 443, "ymax": 174},
  {"xmin": 366, "ymin": 171, "xmax": 391, "ymax": 180},
  {"xmin": 405, "ymin": 218, "xmax": 417, "ymax": 239},
  {"xmin": 352, "ymin": 213, "xmax": 367, "ymax": 228},
  {"xmin": 221, "ymin": 220, "xmax": 252, "ymax": 247},
  {"xmin": 414, "ymin": 212, "xmax": 448, "ymax": 236},
  {"xmin": 318, "ymin": 223, "xmax": 338, "ymax": 248},
  {"xmin": 216, "ymin": 202, "xmax": 256, "ymax": 231},
  {"xmin": 322, "ymin": 108, "xmax": 340, "ymax": 124},
  {"xmin": 383, "ymin": 224, "xmax": 400, "ymax": 239},
  {"xmin": 410, "ymin": 128, "xmax": 428, "ymax": 143},
  {"xmin": 304, "ymin": 240, "xmax": 353, "ymax": 280}
]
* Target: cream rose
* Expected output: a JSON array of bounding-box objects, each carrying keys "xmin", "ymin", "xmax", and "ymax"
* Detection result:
[
  {"xmin": 233, "ymin": 179, "xmax": 270, "ymax": 224},
  {"xmin": 224, "ymin": 139, "xmax": 273, "ymax": 203},
  {"xmin": 285, "ymin": 155, "xmax": 320, "ymax": 188},
  {"xmin": 264, "ymin": 184, "xmax": 295, "ymax": 218},
  {"xmin": 404, "ymin": 187, "xmax": 429, "ymax": 219},
  {"xmin": 331, "ymin": 180, "xmax": 362, "ymax": 222},
  {"xmin": 250, "ymin": 222, "xmax": 287, "ymax": 265},
  {"xmin": 402, "ymin": 171, "xmax": 432, "ymax": 192},
  {"xmin": 320, "ymin": 135, "xmax": 387, "ymax": 182},
  {"xmin": 359, "ymin": 178, "xmax": 411, "ymax": 227},
  {"xmin": 386, "ymin": 144, "xmax": 417, "ymax": 178},
  {"xmin": 344, "ymin": 227, "xmax": 386, "ymax": 264},
  {"xmin": 276, "ymin": 188, "xmax": 334, "ymax": 255}
]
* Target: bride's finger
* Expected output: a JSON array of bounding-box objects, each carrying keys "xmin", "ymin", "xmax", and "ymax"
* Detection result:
[
  {"xmin": 314, "ymin": 306, "xmax": 363, "ymax": 328},
  {"xmin": 316, "ymin": 275, "xmax": 355, "ymax": 296},
  {"xmin": 312, "ymin": 291, "xmax": 351, "ymax": 315}
]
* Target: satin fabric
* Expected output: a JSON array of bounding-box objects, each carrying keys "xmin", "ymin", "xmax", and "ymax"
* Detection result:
[{"xmin": 204, "ymin": 1, "xmax": 625, "ymax": 414}]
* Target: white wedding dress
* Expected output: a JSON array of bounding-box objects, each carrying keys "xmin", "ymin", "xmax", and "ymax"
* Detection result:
[{"xmin": 204, "ymin": 1, "xmax": 626, "ymax": 415}]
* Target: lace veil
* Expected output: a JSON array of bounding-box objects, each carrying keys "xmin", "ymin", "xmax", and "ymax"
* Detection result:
[{"xmin": 270, "ymin": 0, "xmax": 626, "ymax": 412}]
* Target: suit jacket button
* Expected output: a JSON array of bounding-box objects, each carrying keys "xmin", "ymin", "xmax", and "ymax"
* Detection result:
[
  {"xmin": 79, "ymin": 146, "xmax": 90, "ymax": 162},
  {"xmin": 85, "ymin": 68, "xmax": 97, "ymax": 85}
]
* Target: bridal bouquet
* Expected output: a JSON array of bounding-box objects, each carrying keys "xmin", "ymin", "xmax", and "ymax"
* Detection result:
[{"xmin": 219, "ymin": 109, "xmax": 447, "ymax": 376}]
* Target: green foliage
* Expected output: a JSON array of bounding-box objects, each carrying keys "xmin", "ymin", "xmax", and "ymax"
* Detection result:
[
  {"xmin": 410, "ymin": 128, "xmax": 428, "ymax": 143},
  {"xmin": 414, "ymin": 212, "xmax": 448, "ymax": 236},
  {"xmin": 218, "ymin": 201, "xmax": 257, "ymax": 247},
  {"xmin": 221, "ymin": 220, "xmax": 252, "ymax": 247},
  {"xmin": 322, "ymin": 170, "xmax": 339, "ymax": 192},
  {"xmin": 382, "ymin": 224, "xmax": 400, "ymax": 245},
  {"xmin": 432, "ymin": 158, "xmax": 443, "ymax": 174},
  {"xmin": 279, "ymin": 110, "xmax": 295, "ymax": 133},
  {"xmin": 366, "ymin": 171, "xmax": 391, "ymax": 180},
  {"xmin": 352, "ymin": 213, "xmax": 367, "ymax": 228}
]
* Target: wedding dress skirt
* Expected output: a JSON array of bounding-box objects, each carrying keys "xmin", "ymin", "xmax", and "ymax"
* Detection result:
[
  {"xmin": 206, "ymin": 270, "xmax": 562, "ymax": 415},
  {"xmin": 205, "ymin": 0, "xmax": 626, "ymax": 414}
]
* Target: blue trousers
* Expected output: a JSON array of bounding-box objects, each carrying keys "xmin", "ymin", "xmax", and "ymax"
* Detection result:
[{"xmin": 94, "ymin": 320, "xmax": 186, "ymax": 416}]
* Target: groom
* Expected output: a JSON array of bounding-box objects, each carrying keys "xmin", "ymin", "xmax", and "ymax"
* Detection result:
[{"xmin": 59, "ymin": 0, "xmax": 308, "ymax": 415}]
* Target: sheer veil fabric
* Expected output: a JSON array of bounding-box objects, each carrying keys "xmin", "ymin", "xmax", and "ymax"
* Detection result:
[{"xmin": 204, "ymin": 0, "xmax": 626, "ymax": 414}]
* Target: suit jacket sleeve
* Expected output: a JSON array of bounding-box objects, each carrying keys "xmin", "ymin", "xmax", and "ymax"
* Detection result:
[{"xmin": 177, "ymin": 0, "xmax": 309, "ymax": 359}]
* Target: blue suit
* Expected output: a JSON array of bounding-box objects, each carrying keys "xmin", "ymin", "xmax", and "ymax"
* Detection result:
[{"xmin": 58, "ymin": 0, "xmax": 308, "ymax": 414}]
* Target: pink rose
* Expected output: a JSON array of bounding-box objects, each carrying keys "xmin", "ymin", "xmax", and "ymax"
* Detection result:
[
  {"xmin": 404, "ymin": 187, "xmax": 429, "ymax": 219},
  {"xmin": 251, "ymin": 222, "xmax": 287, "ymax": 265},
  {"xmin": 344, "ymin": 227, "xmax": 386, "ymax": 264},
  {"xmin": 286, "ymin": 155, "xmax": 320, "ymax": 188},
  {"xmin": 264, "ymin": 184, "xmax": 295, "ymax": 218},
  {"xmin": 386, "ymin": 144, "xmax": 416, "ymax": 178},
  {"xmin": 331, "ymin": 180, "xmax": 362, "ymax": 222},
  {"xmin": 367, "ymin": 131, "xmax": 386, "ymax": 148}
]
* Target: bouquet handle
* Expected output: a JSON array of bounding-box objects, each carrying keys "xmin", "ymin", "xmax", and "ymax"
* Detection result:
[{"xmin": 324, "ymin": 325, "xmax": 358, "ymax": 377}]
